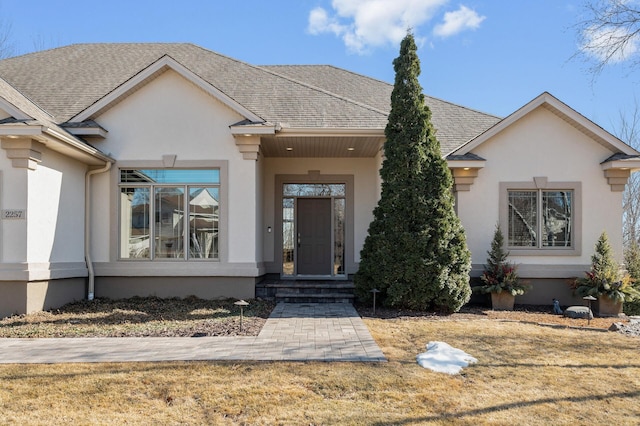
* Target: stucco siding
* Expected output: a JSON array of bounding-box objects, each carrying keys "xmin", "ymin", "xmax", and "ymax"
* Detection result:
[
  {"xmin": 28, "ymin": 147, "xmax": 87, "ymax": 263},
  {"xmin": 0, "ymin": 158, "xmax": 27, "ymax": 263},
  {"xmin": 458, "ymin": 106, "xmax": 623, "ymax": 271},
  {"xmin": 90, "ymin": 69, "xmax": 259, "ymax": 270}
]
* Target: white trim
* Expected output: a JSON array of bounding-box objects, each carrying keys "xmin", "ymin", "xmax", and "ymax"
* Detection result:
[
  {"xmin": 0, "ymin": 97, "xmax": 32, "ymax": 121},
  {"xmin": 65, "ymin": 127, "xmax": 108, "ymax": 138},
  {"xmin": 229, "ymin": 125, "xmax": 276, "ymax": 135},
  {"xmin": 94, "ymin": 262, "xmax": 262, "ymax": 277},
  {"xmin": 71, "ymin": 55, "xmax": 265, "ymax": 123},
  {"xmin": 0, "ymin": 125, "xmax": 43, "ymax": 137},
  {"xmin": 601, "ymin": 159, "xmax": 640, "ymax": 171},
  {"xmin": 446, "ymin": 159, "xmax": 486, "ymax": 169},
  {"xmin": 450, "ymin": 92, "xmax": 640, "ymax": 157},
  {"xmin": 0, "ymin": 262, "xmax": 88, "ymax": 281},
  {"xmin": 275, "ymin": 127, "xmax": 384, "ymax": 137}
]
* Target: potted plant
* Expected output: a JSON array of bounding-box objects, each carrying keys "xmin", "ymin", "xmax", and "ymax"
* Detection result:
[
  {"xmin": 477, "ymin": 225, "xmax": 529, "ymax": 310},
  {"xmin": 573, "ymin": 231, "xmax": 640, "ymax": 316}
]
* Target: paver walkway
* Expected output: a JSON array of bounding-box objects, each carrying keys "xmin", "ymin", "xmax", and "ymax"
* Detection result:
[{"xmin": 0, "ymin": 303, "xmax": 386, "ymax": 364}]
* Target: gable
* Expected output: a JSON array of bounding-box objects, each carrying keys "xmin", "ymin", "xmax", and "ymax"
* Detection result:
[
  {"xmin": 472, "ymin": 106, "xmax": 613, "ymax": 175},
  {"xmin": 72, "ymin": 55, "xmax": 263, "ymax": 124},
  {"xmin": 452, "ymin": 92, "xmax": 639, "ymax": 158},
  {"xmin": 96, "ymin": 68, "xmax": 245, "ymax": 160}
]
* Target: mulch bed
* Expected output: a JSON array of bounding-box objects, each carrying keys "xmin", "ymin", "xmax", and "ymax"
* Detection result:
[
  {"xmin": 356, "ymin": 303, "xmax": 628, "ymax": 330},
  {"xmin": 1, "ymin": 297, "xmax": 630, "ymax": 339},
  {"xmin": 0, "ymin": 296, "xmax": 275, "ymax": 338}
]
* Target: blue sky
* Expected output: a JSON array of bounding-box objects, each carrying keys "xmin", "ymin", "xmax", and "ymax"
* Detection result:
[{"xmin": 1, "ymin": 0, "xmax": 637, "ymax": 135}]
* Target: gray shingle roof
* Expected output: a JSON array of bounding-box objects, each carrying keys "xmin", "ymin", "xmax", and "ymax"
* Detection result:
[{"xmin": 0, "ymin": 43, "xmax": 501, "ymax": 153}]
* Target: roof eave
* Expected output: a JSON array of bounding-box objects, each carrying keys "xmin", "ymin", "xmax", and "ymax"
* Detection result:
[
  {"xmin": 275, "ymin": 127, "xmax": 385, "ymax": 137},
  {"xmin": 0, "ymin": 124, "xmax": 114, "ymax": 165}
]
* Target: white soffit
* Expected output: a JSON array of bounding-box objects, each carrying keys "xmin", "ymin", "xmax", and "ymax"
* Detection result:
[
  {"xmin": 450, "ymin": 92, "xmax": 640, "ymax": 157},
  {"xmin": 71, "ymin": 55, "xmax": 265, "ymax": 123}
]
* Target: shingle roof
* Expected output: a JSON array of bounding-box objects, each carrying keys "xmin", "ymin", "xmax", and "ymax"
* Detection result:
[
  {"xmin": 0, "ymin": 75, "xmax": 62, "ymax": 132},
  {"xmin": 0, "ymin": 43, "xmax": 501, "ymax": 153},
  {"xmin": 260, "ymin": 65, "xmax": 501, "ymax": 153}
]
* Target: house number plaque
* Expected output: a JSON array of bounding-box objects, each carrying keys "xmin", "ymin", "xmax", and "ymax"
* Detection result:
[{"xmin": 2, "ymin": 209, "xmax": 26, "ymax": 220}]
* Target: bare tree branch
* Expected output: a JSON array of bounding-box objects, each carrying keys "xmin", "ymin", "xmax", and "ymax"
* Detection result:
[
  {"xmin": 575, "ymin": 0, "xmax": 640, "ymax": 77},
  {"xmin": 614, "ymin": 98, "xmax": 640, "ymax": 247},
  {"xmin": 0, "ymin": 16, "xmax": 15, "ymax": 59}
]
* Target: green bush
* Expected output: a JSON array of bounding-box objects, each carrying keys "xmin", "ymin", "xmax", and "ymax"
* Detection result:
[
  {"xmin": 477, "ymin": 225, "xmax": 529, "ymax": 296},
  {"xmin": 573, "ymin": 232, "xmax": 640, "ymax": 303}
]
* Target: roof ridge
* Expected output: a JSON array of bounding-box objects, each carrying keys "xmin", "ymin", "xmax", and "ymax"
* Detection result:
[
  {"xmin": 261, "ymin": 64, "xmax": 501, "ymax": 120},
  {"xmin": 257, "ymin": 65, "xmax": 390, "ymax": 118},
  {"xmin": 424, "ymin": 93, "xmax": 501, "ymax": 120},
  {"xmin": 263, "ymin": 64, "xmax": 395, "ymax": 88}
]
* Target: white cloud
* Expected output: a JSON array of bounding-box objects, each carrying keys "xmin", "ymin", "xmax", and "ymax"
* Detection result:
[
  {"xmin": 433, "ymin": 5, "xmax": 486, "ymax": 38},
  {"xmin": 307, "ymin": 0, "xmax": 450, "ymax": 53},
  {"xmin": 581, "ymin": 25, "xmax": 640, "ymax": 63}
]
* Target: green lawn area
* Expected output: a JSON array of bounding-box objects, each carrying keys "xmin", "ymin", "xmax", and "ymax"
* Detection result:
[{"xmin": 0, "ymin": 315, "xmax": 638, "ymax": 425}]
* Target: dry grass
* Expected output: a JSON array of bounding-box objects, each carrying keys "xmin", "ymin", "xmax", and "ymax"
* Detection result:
[
  {"xmin": 1, "ymin": 312, "xmax": 638, "ymax": 425},
  {"xmin": 0, "ymin": 297, "xmax": 275, "ymax": 337}
]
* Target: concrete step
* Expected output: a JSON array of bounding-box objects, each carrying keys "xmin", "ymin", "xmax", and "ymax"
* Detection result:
[
  {"xmin": 275, "ymin": 292, "xmax": 354, "ymax": 304},
  {"xmin": 256, "ymin": 280, "xmax": 355, "ymax": 303}
]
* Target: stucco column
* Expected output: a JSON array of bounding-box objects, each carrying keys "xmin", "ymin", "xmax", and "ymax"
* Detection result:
[{"xmin": 228, "ymin": 138, "xmax": 260, "ymax": 264}]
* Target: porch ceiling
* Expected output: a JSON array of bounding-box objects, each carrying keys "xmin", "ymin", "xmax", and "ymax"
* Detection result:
[{"xmin": 260, "ymin": 135, "xmax": 385, "ymax": 157}]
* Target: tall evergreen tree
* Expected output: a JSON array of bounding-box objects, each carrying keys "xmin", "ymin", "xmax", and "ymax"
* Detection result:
[{"xmin": 354, "ymin": 33, "xmax": 471, "ymax": 313}]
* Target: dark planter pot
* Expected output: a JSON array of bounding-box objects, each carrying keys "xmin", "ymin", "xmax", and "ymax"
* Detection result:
[{"xmin": 491, "ymin": 292, "xmax": 515, "ymax": 311}]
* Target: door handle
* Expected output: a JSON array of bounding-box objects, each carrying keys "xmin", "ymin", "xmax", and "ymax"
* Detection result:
[{"xmin": 297, "ymin": 233, "xmax": 301, "ymax": 248}]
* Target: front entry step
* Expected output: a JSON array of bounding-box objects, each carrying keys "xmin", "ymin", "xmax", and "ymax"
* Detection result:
[{"xmin": 256, "ymin": 280, "xmax": 355, "ymax": 304}]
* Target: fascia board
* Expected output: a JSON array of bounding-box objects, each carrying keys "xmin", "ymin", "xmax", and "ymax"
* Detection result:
[
  {"xmin": 65, "ymin": 127, "xmax": 109, "ymax": 138},
  {"xmin": 601, "ymin": 159, "xmax": 640, "ymax": 171},
  {"xmin": 275, "ymin": 127, "xmax": 385, "ymax": 137},
  {"xmin": 446, "ymin": 159, "xmax": 486, "ymax": 169},
  {"xmin": 71, "ymin": 55, "xmax": 264, "ymax": 124},
  {"xmin": 229, "ymin": 125, "xmax": 276, "ymax": 135},
  {"xmin": 43, "ymin": 127, "xmax": 114, "ymax": 163},
  {"xmin": 0, "ymin": 97, "xmax": 32, "ymax": 120},
  {"xmin": 0, "ymin": 125, "xmax": 43, "ymax": 136}
]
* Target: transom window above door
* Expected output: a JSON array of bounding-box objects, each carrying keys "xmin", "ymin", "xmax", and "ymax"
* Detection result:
[{"xmin": 282, "ymin": 183, "xmax": 346, "ymax": 277}]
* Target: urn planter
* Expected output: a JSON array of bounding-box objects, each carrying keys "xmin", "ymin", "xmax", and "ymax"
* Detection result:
[{"xmin": 491, "ymin": 292, "xmax": 515, "ymax": 311}]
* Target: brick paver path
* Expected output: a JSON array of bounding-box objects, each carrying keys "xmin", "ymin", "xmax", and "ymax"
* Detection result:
[{"xmin": 0, "ymin": 303, "xmax": 386, "ymax": 363}]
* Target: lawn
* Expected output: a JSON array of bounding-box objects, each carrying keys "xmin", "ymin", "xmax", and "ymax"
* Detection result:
[{"xmin": 1, "ymin": 307, "xmax": 638, "ymax": 425}]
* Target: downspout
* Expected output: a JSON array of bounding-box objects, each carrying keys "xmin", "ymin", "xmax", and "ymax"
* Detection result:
[{"xmin": 85, "ymin": 161, "xmax": 112, "ymax": 300}]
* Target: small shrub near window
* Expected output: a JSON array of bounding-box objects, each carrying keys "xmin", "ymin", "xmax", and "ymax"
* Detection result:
[
  {"xmin": 572, "ymin": 232, "xmax": 640, "ymax": 303},
  {"xmin": 476, "ymin": 225, "xmax": 529, "ymax": 296}
]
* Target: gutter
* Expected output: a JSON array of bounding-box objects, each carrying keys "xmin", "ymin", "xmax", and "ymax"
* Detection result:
[{"xmin": 85, "ymin": 161, "xmax": 112, "ymax": 300}]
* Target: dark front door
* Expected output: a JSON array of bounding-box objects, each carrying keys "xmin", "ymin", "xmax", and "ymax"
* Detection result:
[{"xmin": 297, "ymin": 198, "xmax": 332, "ymax": 275}]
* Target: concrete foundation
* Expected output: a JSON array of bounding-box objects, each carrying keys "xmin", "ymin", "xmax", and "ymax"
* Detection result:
[
  {"xmin": 0, "ymin": 278, "xmax": 86, "ymax": 318},
  {"xmin": 94, "ymin": 276, "xmax": 258, "ymax": 300}
]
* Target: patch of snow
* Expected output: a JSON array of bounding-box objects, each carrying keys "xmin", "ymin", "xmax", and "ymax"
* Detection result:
[{"xmin": 416, "ymin": 341, "xmax": 477, "ymax": 374}]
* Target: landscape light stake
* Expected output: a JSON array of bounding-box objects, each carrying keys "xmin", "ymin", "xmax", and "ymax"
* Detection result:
[
  {"xmin": 234, "ymin": 300, "xmax": 250, "ymax": 332},
  {"xmin": 583, "ymin": 295, "xmax": 596, "ymax": 326},
  {"xmin": 370, "ymin": 289, "xmax": 380, "ymax": 316}
]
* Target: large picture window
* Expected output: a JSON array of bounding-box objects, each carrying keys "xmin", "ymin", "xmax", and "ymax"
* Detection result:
[
  {"xmin": 119, "ymin": 169, "xmax": 219, "ymax": 260},
  {"xmin": 500, "ymin": 180, "xmax": 581, "ymax": 255}
]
